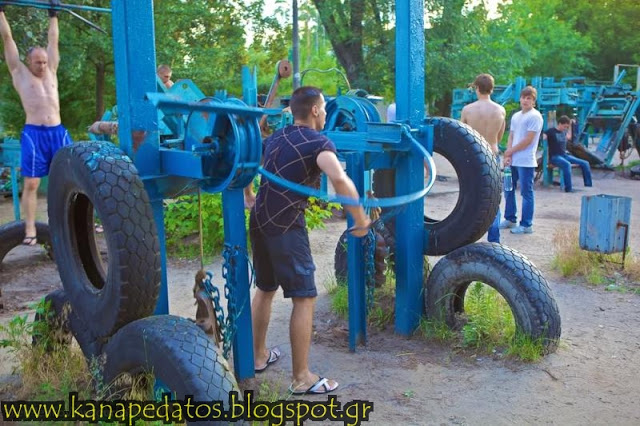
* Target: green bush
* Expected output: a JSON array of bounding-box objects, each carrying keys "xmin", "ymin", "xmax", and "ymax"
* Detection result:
[{"xmin": 164, "ymin": 192, "xmax": 341, "ymax": 258}]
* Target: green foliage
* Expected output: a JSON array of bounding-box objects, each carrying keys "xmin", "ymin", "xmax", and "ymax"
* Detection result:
[
  {"xmin": 305, "ymin": 197, "xmax": 340, "ymax": 230},
  {"xmin": 3, "ymin": 0, "xmax": 638, "ymax": 142},
  {"xmin": 164, "ymin": 192, "xmax": 340, "ymax": 258},
  {"xmin": 164, "ymin": 193, "xmax": 225, "ymax": 258}
]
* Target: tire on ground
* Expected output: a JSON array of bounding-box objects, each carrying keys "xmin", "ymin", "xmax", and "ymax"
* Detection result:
[
  {"xmin": 101, "ymin": 315, "xmax": 239, "ymax": 426},
  {"xmin": 373, "ymin": 117, "xmax": 500, "ymax": 256},
  {"xmin": 425, "ymin": 242, "xmax": 561, "ymax": 352},
  {"xmin": 0, "ymin": 221, "xmax": 52, "ymax": 268},
  {"xmin": 47, "ymin": 142, "xmax": 161, "ymax": 339},
  {"xmin": 32, "ymin": 289, "xmax": 104, "ymax": 359}
]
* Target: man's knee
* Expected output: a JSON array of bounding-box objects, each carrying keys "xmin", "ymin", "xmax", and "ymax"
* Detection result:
[
  {"xmin": 23, "ymin": 178, "xmax": 40, "ymax": 192},
  {"xmin": 292, "ymin": 296, "xmax": 316, "ymax": 307}
]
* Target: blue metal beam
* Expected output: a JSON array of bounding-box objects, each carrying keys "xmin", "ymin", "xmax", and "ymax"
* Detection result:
[
  {"xmin": 111, "ymin": 0, "xmax": 168, "ymax": 315},
  {"xmin": 394, "ymin": 0, "xmax": 426, "ymax": 335}
]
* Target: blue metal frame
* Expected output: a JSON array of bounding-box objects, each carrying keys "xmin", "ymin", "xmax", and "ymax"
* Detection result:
[
  {"xmin": 393, "ymin": 0, "xmax": 426, "ymax": 334},
  {"xmin": 104, "ymin": 0, "xmax": 435, "ymax": 380},
  {"xmin": 0, "ymin": 138, "xmax": 21, "ymax": 221}
]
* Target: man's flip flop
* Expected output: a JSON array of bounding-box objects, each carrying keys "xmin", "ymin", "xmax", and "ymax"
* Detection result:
[
  {"xmin": 255, "ymin": 347, "xmax": 281, "ymax": 373},
  {"xmin": 289, "ymin": 377, "xmax": 339, "ymax": 395},
  {"xmin": 22, "ymin": 236, "xmax": 38, "ymax": 246}
]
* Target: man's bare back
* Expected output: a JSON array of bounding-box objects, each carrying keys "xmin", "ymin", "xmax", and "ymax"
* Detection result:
[{"xmin": 461, "ymin": 99, "xmax": 506, "ymax": 153}]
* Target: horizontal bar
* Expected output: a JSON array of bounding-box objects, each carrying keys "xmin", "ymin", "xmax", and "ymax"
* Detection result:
[
  {"xmin": 2, "ymin": 0, "xmax": 111, "ymax": 13},
  {"xmin": 160, "ymin": 149, "xmax": 205, "ymax": 179},
  {"xmin": 146, "ymin": 93, "xmax": 270, "ymax": 118}
]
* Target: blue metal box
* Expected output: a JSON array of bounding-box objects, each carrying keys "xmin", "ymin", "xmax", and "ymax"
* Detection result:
[{"xmin": 579, "ymin": 194, "xmax": 632, "ymax": 254}]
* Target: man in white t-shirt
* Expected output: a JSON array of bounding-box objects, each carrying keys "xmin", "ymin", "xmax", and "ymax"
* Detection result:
[
  {"xmin": 386, "ymin": 102, "xmax": 396, "ymax": 122},
  {"xmin": 500, "ymin": 86, "xmax": 543, "ymax": 234}
]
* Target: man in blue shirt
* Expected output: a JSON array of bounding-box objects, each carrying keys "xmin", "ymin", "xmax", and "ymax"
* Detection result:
[{"xmin": 545, "ymin": 115, "xmax": 592, "ymax": 192}]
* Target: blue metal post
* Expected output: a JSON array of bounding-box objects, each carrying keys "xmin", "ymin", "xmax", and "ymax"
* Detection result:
[
  {"xmin": 242, "ymin": 66, "xmax": 258, "ymax": 107},
  {"xmin": 10, "ymin": 167, "xmax": 20, "ymax": 221},
  {"xmin": 345, "ymin": 153, "xmax": 367, "ymax": 350},
  {"xmin": 221, "ymin": 190, "xmax": 255, "ymax": 380},
  {"xmin": 110, "ymin": 1, "xmax": 168, "ymax": 314},
  {"xmin": 394, "ymin": 0, "xmax": 425, "ymax": 334},
  {"xmin": 151, "ymin": 200, "xmax": 169, "ymax": 315}
]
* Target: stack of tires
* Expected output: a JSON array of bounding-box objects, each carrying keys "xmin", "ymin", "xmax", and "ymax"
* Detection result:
[
  {"xmin": 36, "ymin": 142, "xmax": 238, "ymax": 424},
  {"xmin": 330, "ymin": 112, "xmax": 561, "ymax": 351}
]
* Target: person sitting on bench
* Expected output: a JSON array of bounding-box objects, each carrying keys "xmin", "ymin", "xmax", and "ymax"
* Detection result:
[{"xmin": 545, "ymin": 115, "xmax": 592, "ymax": 192}]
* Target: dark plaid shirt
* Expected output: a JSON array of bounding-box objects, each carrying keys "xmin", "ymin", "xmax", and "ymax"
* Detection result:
[{"xmin": 252, "ymin": 125, "xmax": 336, "ymax": 235}]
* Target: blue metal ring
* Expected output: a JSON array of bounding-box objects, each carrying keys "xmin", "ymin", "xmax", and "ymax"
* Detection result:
[{"xmin": 258, "ymin": 131, "xmax": 436, "ymax": 208}]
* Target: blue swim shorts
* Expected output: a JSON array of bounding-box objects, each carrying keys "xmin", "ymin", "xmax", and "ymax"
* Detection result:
[{"xmin": 21, "ymin": 124, "xmax": 73, "ymax": 178}]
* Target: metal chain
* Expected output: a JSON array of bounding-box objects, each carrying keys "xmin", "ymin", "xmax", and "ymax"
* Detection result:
[
  {"xmin": 364, "ymin": 229, "xmax": 376, "ymax": 313},
  {"xmin": 202, "ymin": 244, "xmax": 255, "ymax": 360},
  {"xmin": 220, "ymin": 244, "xmax": 237, "ymax": 359}
]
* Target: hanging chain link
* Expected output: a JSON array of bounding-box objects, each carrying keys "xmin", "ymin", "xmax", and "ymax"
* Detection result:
[
  {"xmin": 201, "ymin": 243, "xmax": 254, "ymax": 360},
  {"xmin": 364, "ymin": 229, "xmax": 377, "ymax": 314}
]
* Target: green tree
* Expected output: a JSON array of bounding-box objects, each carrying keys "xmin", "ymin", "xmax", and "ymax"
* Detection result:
[
  {"xmin": 559, "ymin": 0, "xmax": 640, "ymax": 82},
  {"xmin": 311, "ymin": 0, "xmax": 394, "ymax": 93}
]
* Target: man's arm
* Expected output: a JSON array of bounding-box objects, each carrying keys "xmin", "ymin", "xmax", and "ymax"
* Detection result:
[
  {"xmin": 504, "ymin": 130, "xmax": 514, "ymax": 166},
  {"xmin": 497, "ymin": 108, "xmax": 506, "ymax": 142},
  {"xmin": 0, "ymin": 11, "xmax": 23, "ymax": 75},
  {"xmin": 47, "ymin": 15, "xmax": 60, "ymax": 72},
  {"xmin": 505, "ymin": 131, "xmax": 538, "ymax": 155},
  {"xmin": 460, "ymin": 106, "xmax": 468, "ymax": 124},
  {"xmin": 316, "ymin": 150, "xmax": 370, "ymax": 236}
]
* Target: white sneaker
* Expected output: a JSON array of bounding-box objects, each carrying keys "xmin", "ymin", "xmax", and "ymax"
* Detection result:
[
  {"xmin": 510, "ymin": 225, "xmax": 533, "ymax": 234},
  {"xmin": 499, "ymin": 220, "xmax": 517, "ymax": 229}
]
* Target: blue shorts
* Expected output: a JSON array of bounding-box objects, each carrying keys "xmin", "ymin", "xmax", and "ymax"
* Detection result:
[
  {"xmin": 250, "ymin": 222, "xmax": 317, "ymax": 298},
  {"xmin": 21, "ymin": 124, "xmax": 73, "ymax": 178}
]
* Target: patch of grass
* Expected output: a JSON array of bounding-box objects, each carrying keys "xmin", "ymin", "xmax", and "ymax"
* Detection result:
[
  {"xmin": 615, "ymin": 159, "xmax": 640, "ymax": 171},
  {"xmin": 253, "ymin": 376, "xmax": 290, "ymax": 402},
  {"xmin": 0, "ymin": 301, "xmax": 94, "ymax": 402},
  {"xmin": 0, "ymin": 301, "xmax": 187, "ymax": 426},
  {"xmin": 460, "ymin": 282, "xmax": 516, "ymax": 351},
  {"xmin": 552, "ymin": 226, "xmax": 640, "ymax": 288},
  {"xmin": 506, "ymin": 333, "xmax": 545, "ymax": 362},
  {"xmin": 418, "ymin": 317, "xmax": 456, "ymax": 342},
  {"xmin": 326, "ymin": 278, "xmax": 349, "ymax": 319}
]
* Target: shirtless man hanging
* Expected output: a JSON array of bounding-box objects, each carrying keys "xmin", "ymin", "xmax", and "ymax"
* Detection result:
[
  {"xmin": 461, "ymin": 73, "xmax": 506, "ymax": 243},
  {"xmin": 0, "ymin": 2, "xmax": 72, "ymax": 245}
]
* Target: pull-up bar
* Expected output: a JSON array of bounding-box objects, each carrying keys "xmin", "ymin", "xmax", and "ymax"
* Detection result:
[
  {"xmin": 2, "ymin": 0, "xmax": 110, "ymax": 33},
  {"xmin": 1, "ymin": 0, "xmax": 111, "ymax": 14}
]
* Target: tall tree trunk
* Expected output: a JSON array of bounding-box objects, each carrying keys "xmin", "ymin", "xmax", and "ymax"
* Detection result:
[
  {"xmin": 312, "ymin": 0, "xmax": 370, "ymax": 90},
  {"xmin": 95, "ymin": 61, "xmax": 105, "ymax": 121}
]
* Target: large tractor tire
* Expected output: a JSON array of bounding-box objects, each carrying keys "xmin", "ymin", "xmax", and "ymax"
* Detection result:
[
  {"xmin": 0, "ymin": 221, "xmax": 52, "ymax": 268},
  {"xmin": 425, "ymin": 242, "xmax": 561, "ymax": 352},
  {"xmin": 48, "ymin": 142, "xmax": 161, "ymax": 339},
  {"xmin": 373, "ymin": 117, "xmax": 501, "ymax": 256},
  {"xmin": 102, "ymin": 315, "xmax": 239, "ymax": 426}
]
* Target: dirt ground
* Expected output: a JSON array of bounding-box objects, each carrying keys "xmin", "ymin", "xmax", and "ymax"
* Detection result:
[{"xmin": 1, "ymin": 151, "xmax": 640, "ymax": 425}]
